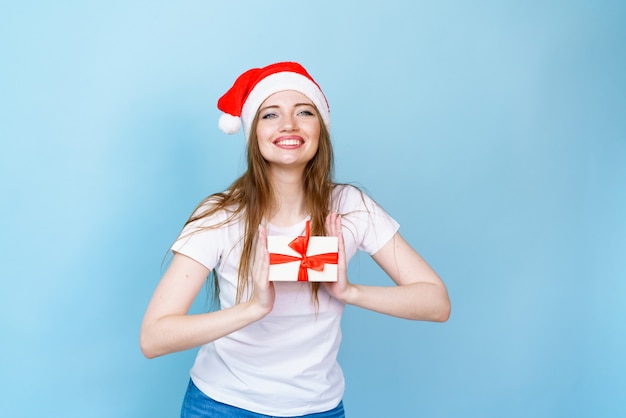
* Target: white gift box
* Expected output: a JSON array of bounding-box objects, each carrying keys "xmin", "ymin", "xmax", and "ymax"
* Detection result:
[{"xmin": 267, "ymin": 234, "xmax": 338, "ymax": 282}]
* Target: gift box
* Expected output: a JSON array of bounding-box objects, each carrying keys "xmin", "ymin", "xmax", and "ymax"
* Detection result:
[{"xmin": 267, "ymin": 221, "xmax": 338, "ymax": 282}]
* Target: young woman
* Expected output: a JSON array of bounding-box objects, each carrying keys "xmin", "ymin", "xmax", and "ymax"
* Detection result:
[{"xmin": 140, "ymin": 62, "xmax": 450, "ymax": 418}]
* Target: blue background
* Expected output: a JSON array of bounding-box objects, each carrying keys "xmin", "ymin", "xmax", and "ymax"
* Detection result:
[{"xmin": 1, "ymin": 1, "xmax": 624, "ymax": 417}]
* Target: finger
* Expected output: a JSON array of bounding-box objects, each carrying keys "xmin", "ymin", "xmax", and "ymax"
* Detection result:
[
  {"xmin": 258, "ymin": 224, "xmax": 267, "ymax": 247},
  {"xmin": 325, "ymin": 213, "xmax": 333, "ymax": 236},
  {"xmin": 253, "ymin": 225, "xmax": 269, "ymax": 282},
  {"xmin": 259, "ymin": 226, "xmax": 269, "ymax": 268},
  {"xmin": 334, "ymin": 213, "xmax": 342, "ymax": 234},
  {"xmin": 326, "ymin": 212, "xmax": 339, "ymax": 237},
  {"xmin": 334, "ymin": 216, "xmax": 346, "ymax": 266}
]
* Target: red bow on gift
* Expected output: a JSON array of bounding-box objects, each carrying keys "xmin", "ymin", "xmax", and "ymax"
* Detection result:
[{"xmin": 268, "ymin": 220, "xmax": 338, "ymax": 282}]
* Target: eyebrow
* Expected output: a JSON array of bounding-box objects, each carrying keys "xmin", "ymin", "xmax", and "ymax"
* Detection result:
[{"xmin": 259, "ymin": 103, "xmax": 315, "ymax": 112}]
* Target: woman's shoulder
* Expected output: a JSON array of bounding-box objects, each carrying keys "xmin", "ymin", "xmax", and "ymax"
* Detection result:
[
  {"xmin": 187, "ymin": 193, "xmax": 241, "ymax": 228},
  {"xmin": 331, "ymin": 183, "xmax": 399, "ymax": 255},
  {"xmin": 331, "ymin": 182, "xmax": 395, "ymax": 222},
  {"xmin": 332, "ymin": 183, "xmax": 365, "ymax": 199},
  {"xmin": 331, "ymin": 183, "xmax": 375, "ymax": 209}
]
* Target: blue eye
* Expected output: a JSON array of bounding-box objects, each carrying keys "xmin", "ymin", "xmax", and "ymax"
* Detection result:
[
  {"xmin": 261, "ymin": 113, "xmax": 277, "ymax": 119},
  {"xmin": 297, "ymin": 106, "xmax": 317, "ymax": 117}
]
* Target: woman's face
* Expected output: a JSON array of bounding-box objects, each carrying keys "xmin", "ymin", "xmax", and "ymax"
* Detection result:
[{"xmin": 255, "ymin": 90, "xmax": 321, "ymax": 170}]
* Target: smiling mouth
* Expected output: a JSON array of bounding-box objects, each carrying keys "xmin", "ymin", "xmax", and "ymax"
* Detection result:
[{"xmin": 274, "ymin": 138, "xmax": 304, "ymax": 147}]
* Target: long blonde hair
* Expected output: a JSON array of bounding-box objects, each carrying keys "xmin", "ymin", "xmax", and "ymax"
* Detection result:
[{"xmin": 185, "ymin": 107, "xmax": 335, "ymax": 303}]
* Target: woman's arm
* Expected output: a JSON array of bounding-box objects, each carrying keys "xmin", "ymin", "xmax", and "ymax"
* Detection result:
[
  {"xmin": 140, "ymin": 227, "xmax": 274, "ymax": 359},
  {"xmin": 324, "ymin": 213, "xmax": 450, "ymax": 322}
]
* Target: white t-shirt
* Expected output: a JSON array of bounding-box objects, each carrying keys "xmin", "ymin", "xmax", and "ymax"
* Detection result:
[{"xmin": 171, "ymin": 184, "xmax": 399, "ymax": 416}]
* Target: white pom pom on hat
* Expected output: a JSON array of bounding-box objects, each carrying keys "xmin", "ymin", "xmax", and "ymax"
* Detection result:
[
  {"xmin": 218, "ymin": 113, "xmax": 242, "ymax": 135},
  {"xmin": 217, "ymin": 61, "xmax": 330, "ymax": 141}
]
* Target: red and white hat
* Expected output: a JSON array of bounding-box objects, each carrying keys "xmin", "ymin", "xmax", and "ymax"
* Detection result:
[{"xmin": 217, "ymin": 62, "xmax": 330, "ymax": 141}]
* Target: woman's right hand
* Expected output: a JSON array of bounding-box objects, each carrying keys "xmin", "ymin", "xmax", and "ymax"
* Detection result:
[
  {"xmin": 140, "ymin": 225, "xmax": 275, "ymax": 359},
  {"xmin": 249, "ymin": 225, "xmax": 275, "ymax": 315}
]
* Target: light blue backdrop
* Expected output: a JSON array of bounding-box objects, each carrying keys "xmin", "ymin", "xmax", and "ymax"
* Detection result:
[{"xmin": 1, "ymin": 1, "xmax": 624, "ymax": 417}]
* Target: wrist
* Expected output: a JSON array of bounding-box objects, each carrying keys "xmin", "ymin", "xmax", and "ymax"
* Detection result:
[
  {"xmin": 337, "ymin": 283, "xmax": 359, "ymax": 305},
  {"xmin": 244, "ymin": 299, "xmax": 271, "ymax": 320}
]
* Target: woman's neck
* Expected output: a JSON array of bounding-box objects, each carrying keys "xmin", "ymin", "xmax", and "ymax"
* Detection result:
[{"xmin": 267, "ymin": 166, "xmax": 308, "ymax": 227}]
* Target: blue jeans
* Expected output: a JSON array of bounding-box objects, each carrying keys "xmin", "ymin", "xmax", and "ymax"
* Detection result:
[{"xmin": 181, "ymin": 379, "xmax": 345, "ymax": 418}]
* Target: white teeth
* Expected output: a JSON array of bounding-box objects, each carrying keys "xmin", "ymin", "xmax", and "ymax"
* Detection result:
[{"xmin": 275, "ymin": 139, "xmax": 302, "ymax": 146}]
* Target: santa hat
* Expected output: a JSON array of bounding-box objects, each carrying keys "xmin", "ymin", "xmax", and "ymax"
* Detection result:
[{"xmin": 217, "ymin": 62, "xmax": 330, "ymax": 141}]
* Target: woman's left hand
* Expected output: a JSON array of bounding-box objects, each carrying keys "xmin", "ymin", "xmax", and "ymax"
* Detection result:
[{"xmin": 323, "ymin": 212, "xmax": 353, "ymax": 302}]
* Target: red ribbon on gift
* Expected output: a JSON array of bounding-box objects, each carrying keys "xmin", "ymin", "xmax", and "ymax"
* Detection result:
[{"xmin": 268, "ymin": 220, "xmax": 338, "ymax": 282}]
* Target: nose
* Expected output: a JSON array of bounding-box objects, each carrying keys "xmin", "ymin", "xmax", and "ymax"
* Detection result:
[{"xmin": 280, "ymin": 114, "xmax": 298, "ymax": 132}]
